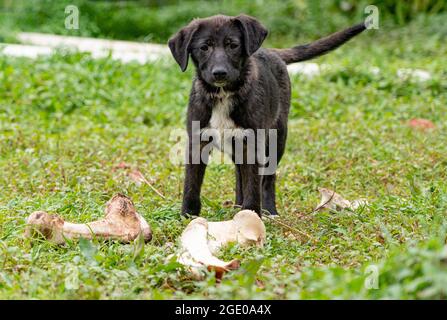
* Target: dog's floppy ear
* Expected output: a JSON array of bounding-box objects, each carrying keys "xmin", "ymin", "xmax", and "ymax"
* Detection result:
[
  {"xmin": 168, "ymin": 23, "xmax": 198, "ymax": 72},
  {"xmin": 234, "ymin": 14, "xmax": 268, "ymax": 56}
]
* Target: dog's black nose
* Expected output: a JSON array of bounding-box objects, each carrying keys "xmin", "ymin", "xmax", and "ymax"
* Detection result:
[{"xmin": 212, "ymin": 68, "xmax": 228, "ymax": 80}]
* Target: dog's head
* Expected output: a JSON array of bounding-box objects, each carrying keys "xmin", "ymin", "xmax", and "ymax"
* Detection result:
[{"xmin": 168, "ymin": 14, "xmax": 268, "ymax": 88}]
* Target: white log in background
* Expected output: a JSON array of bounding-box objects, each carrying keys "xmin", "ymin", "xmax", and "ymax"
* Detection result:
[{"xmin": 0, "ymin": 32, "xmax": 431, "ymax": 81}]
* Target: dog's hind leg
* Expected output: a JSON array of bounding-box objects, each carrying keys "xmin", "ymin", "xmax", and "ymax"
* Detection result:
[
  {"xmin": 240, "ymin": 164, "xmax": 262, "ymax": 215},
  {"xmin": 235, "ymin": 165, "xmax": 244, "ymax": 206},
  {"xmin": 262, "ymin": 174, "xmax": 278, "ymax": 216},
  {"xmin": 261, "ymin": 124, "xmax": 285, "ymax": 216}
]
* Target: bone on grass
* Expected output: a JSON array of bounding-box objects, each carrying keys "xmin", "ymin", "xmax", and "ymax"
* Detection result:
[
  {"xmin": 178, "ymin": 210, "xmax": 266, "ymax": 280},
  {"xmin": 25, "ymin": 194, "xmax": 152, "ymax": 244},
  {"xmin": 316, "ymin": 188, "xmax": 369, "ymax": 211}
]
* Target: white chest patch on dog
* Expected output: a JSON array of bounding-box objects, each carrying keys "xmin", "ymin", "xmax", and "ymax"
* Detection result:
[
  {"xmin": 202, "ymin": 91, "xmax": 245, "ymax": 154},
  {"xmin": 209, "ymin": 93, "xmax": 237, "ymax": 130}
]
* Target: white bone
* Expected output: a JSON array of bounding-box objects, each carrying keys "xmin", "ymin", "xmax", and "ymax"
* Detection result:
[
  {"xmin": 25, "ymin": 194, "xmax": 152, "ymax": 244},
  {"xmin": 316, "ymin": 188, "xmax": 369, "ymax": 211},
  {"xmin": 178, "ymin": 210, "xmax": 265, "ymax": 280}
]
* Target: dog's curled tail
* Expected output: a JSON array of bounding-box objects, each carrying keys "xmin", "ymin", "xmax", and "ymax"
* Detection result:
[{"xmin": 272, "ymin": 22, "xmax": 367, "ymax": 64}]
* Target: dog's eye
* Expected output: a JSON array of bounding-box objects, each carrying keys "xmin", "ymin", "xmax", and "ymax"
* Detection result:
[
  {"xmin": 200, "ymin": 45, "xmax": 209, "ymax": 51},
  {"xmin": 229, "ymin": 43, "xmax": 239, "ymax": 49}
]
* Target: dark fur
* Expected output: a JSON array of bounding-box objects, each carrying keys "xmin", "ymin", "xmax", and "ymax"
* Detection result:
[{"xmin": 168, "ymin": 14, "xmax": 366, "ymax": 216}]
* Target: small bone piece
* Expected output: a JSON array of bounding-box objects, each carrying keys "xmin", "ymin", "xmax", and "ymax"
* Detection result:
[
  {"xmin": 207, "ymin": 210, "xmax": 266, "ymax": 252},
  {"xmin": 25, "ymin": 194, "xmax": 152, "ymax": 244},
  {"xmin": 316, "ymin": 188, "xmax": 369, "ymax": 211},
  {"xmin": 178, "ymin": 210, "xmax": 265, "ymax": 280}
]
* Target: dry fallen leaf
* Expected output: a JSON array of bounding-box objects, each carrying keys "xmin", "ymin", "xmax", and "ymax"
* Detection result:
[
  {"xmin": 255, "ymin": 279, "xmax": 265, "ymax": 289},
  {"xmin": 113, "ymin": 162, "xmax": 165, "ymax": 199},
  {"xmin": 128, "ymin": 169, "xmax": 144, "ymax": 186},
  {"xmin": 112, "ymin": 161, "xmax": 131, "ymax": 171},
  {"xmin": 408, "ymin": 118, "xmax": 435, "ymax": 130},
  {"xmin": 128, "ymin": 169, "xmax": 165, "ymax": 199},
  {"xmin": 222, "ymin": 200, "xmax": 234, "ymax": 208}
]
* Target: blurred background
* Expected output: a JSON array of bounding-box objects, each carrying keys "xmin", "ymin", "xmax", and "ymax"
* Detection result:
[{"xmin": 1, "ymin": 0, "xmax": 447, "ymax": 46}]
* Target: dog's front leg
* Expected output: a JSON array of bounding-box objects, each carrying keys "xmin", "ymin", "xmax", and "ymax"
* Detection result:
[
  {"xmin": 182, "ymin": 162, "xmax": 207, "ymax": 216},
  {"xmin": 240, "ymin": 163, "xmax": 262, "ymax": 215},
  {"xmin": 182, "ymin": 137, "xmax": 210, "ymax": 216}
]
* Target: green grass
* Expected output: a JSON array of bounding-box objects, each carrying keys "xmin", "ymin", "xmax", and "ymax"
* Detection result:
[{"xmin": 1, "ymin": 15, "xmax": 447, "ymax": 299}]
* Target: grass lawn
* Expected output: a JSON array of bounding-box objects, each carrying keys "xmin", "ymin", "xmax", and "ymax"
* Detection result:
[{"xmin": 1, "ymin": 16, "xmax": 447, "ymax": 299}]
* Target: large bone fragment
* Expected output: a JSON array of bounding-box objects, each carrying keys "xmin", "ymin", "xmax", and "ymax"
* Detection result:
[
  {"xmin": 178, "ymin": 210, "xmax": 266, "ymax": 280},
  {"xmin": 25, "ymin": 194, "xmax": 152, "ymax": 244}
]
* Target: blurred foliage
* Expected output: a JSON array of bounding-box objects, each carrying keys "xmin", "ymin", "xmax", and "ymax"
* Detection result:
[
  {"xmin": 372, "ymin": 0, "xmax": 447, "ymax": 24},
  {"xmin": 0, "ymin": 0, "xmax": 446, "ymax": 44}
]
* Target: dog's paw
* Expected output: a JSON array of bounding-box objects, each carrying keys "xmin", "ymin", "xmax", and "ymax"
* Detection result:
[
  {"xmin": 262, "ymin": 207, "xmax": 279, "ymax": 217},
  {"xmin": 181, "ymin": 198, "xmax": 201, "ymax": 216}
]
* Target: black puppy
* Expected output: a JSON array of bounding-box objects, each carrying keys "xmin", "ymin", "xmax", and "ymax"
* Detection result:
[{"xmin": 168, "ymin": 14, "xmax": 366, "ymax": 216}]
